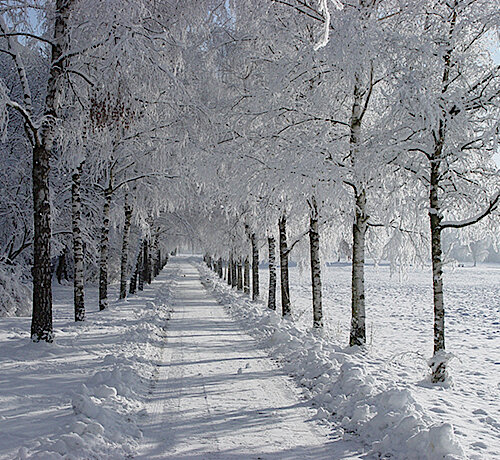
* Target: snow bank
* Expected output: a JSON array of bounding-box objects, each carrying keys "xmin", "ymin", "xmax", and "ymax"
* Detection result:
[
  {"xmin": 199, "ymin": 265, "xmax": 465, "ymax": 460},
  {"xmin": 2, "ymin": 269, "xmax": 177, "ymax": 460}
]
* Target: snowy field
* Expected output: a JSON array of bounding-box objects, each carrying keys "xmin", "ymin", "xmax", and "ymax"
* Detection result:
[
  {"xmin": 204, "ymin": 262, "xmax": 499, "ymax": 459},
  {"xmin": 284, "ymin": 262, "xmax": 500, "ymax": 458},
  {"xmin": 0, "ymin": 258, "xmax": 498, "ymax": 459}
]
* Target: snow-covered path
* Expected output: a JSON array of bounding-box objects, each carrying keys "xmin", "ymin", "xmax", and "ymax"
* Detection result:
[{"xmin": 137, "ymin": 258, "xmax": 357, "ymax": 459}]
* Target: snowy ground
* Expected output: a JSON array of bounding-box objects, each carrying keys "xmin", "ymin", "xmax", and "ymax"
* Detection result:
[
  {"xmin": 137, "ymin": 260, "xmax": 359, "ymax": 459},
  {"xmin": 201, "ymin": 261, "xmax": 499, "ymax": 460},
  {"xmin": 287, "ymin": 263, "xmax": 500, "ymax": 459},
  {"xmin": 0, "ymin": 266, "xmax": 176, "ymax": 459},
  {"xmin": 1, "ymin": 256, "xmax": 498, "ymax": 459}
]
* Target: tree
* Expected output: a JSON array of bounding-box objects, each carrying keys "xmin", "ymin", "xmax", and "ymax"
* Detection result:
[
  {"xmin": 1, "ymin": 0, "xmax": 75, "ymax": 341},
  {"xmin": 390, "ymin": 0, "xmax": 500, "ymax": 382}
]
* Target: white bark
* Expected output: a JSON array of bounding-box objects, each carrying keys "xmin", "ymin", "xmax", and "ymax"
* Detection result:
[{"xmin": 308, "ymin": 197, "xmax": 323, "ymax": 328}]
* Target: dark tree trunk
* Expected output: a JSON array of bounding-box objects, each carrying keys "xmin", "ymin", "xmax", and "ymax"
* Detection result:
[
  {"xmin": 31, "ymin": 0, "xmax": 74, "ymax": 341},
  {"xmin": 156, "ymin": 248, "xmax": 161, "ymax": 276},
  {"xmin": 244, "ymin": 257, "xmax": 250, "ymax": 294},
  {"xmin": 129, "ymin": 248, "xmax": 139, "ymax": 295},
  {"xmin": 31, "ymin": 144, "xmax": 53, "ymax": 341},
  {"xmin": 55, "ymin": 248, "xmax": 69, "ymax": 284},
  {"xmin": 251, "ymin": 233, "xmax": 259, "ymax": 300},
  {"xmin": 98, "ymin": 184, "xmax": 112, "ymax": 311},
  {"xmin": 217, "ymin": 257, "xmax": 223, "ymax": 278},
  {"xmin": 231, "ymin": 258, "xmax": 237, "ymax": 288},
  {"xmin": 72, "ymin": 162, "xmax": 85, "ymax": 322},
  {"xmin": 279, "ymin": 215, "xmax": 291, "ymax": 317},
  {"xmin": 131, "ymin": 241, "xmax": 143, "ymax": 294},
  {"xmin": 309, "ymin": 197, "xmax": 323, "ymax": 328},
  {"xmin": 237, "ymin": 258, "xmax": 243, "ymax": 291},
  {"xmin": 138, "ymin": 241, "xmax": 145, "ymax": 291},
  {"xmin": 143, "ymin": 238, "xmax": 151, "ymax": 285},
  {"xmin": 268, "ymin": 236, "xmax": 276, "ymax": 310},
  {"xmin": 119, "ymin": 194, "xmax": 133, "ymax": 300},
  {"xmin": 151, "ymin": 231, "xmax": 159, "ymax": 279},
  {"xmin": 227, "ymin": 256, "xmax": 232, "ymax": 286}
]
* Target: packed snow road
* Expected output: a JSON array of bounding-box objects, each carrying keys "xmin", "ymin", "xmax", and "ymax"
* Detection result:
[{"xmin": 137, "ymin": 257, "xmax": 359, "ymax": 459}]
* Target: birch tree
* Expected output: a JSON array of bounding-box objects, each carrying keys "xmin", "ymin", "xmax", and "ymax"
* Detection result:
[
  {"xmin": 390, "ymin": 0, "xmax": 500, "ymax": 382},
  {"xmin": 1, "ymin": 0, "xmax": 75, "ymax": 341}
]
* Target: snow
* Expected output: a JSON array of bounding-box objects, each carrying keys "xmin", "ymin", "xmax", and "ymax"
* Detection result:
[
  {"xmin": 136, "ymin": 259, "xmax": 360, "ymax": 459},
  {"xmin": 0, "ymin": 256, "xmax": 498, "ymax": 459},
  {"xmin": 0, "ymin": 267, "xmax": 175, "ymax": 459},
  {"xmin": 200, "ymin": 261, "xmax": 500, "ymax": 460}
]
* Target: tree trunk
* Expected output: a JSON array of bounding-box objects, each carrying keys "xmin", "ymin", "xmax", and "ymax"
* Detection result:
[
  {"xmin": 217, "ymin": 257, "xmax": 223, "ymax": 278},
  {"xmin": 227, "ymin": 256, "xmax": 232, "ymax": 285},
  {"xmin": 244, "ymin": 257, "xmax": 250, "ymax": 294},
  {"xmin": 348, "ymin": 73, "xmax": 367, "ymax": 347},
  {"xmin": 268, "ymin": 236, "xmax": 277, "ymax": 310},
  {"xmin": 279, "ymin": 215, "xmax": 291, "ymax": 317},
  {"xmin": 129, "ymin": 245, "xmax": 139, "ymax": 295},
  {"xmin": 231, "ymin": 257, "xmax": 237, "ymax": 288},
  {"xmin": 156, "ymin": 248, "xmax": 162, "ymax": 275},
  {"xmin": 251, "ymin": 233, "xmax": 259, "ymax": 300},
  {"xmin": 309, "ymin": 197, "xmax": 323, "ymax": 328},
  {"xmin": 72, "ymin": 162, "xmax": 85, "ymax": 321},
  {"xmin": 31, "ymin": 0, "xmax": 73, "ymax": 341},
  {"xmin": 119, "ymin": 194, "xmax": 133, "ymax": 300},
  {"xmin": 151, "ymin": 230, "xmax": 159, "ymax": 279},
  {"xmin": 237, "ymin": 258, "xmax": 243, "ymax": 291},
  {"xmin": 427, "ymin": 9, "xmax": 457, "ymax": 383},
  {"xmin": 31, "ymin": 144, "xmax": 53, "ymax": 341},
  {"xmin": 143, "ymin": 238, "xmax": 151, "ymax": 285},
  {"xmin": 429, "ymin": 146, "xmax": 446, "ymax": 382},
  {"xmin": 98, "ymin": 183, "xmax": 112, "ymax": 311},
  {"xmin": 56, "ymin": 248, "xmax": 69, "ymax": 284},
  {"xmin": 350, "ymin": 189, "xmax": 367, "ymax": 346},
  {"xmin": 138, "ymin": 241, "xmax": 145, "ymax": 291}
]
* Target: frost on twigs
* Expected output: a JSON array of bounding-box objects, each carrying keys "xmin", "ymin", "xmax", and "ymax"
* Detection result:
[
  {"xmin": 314, "ymin": 0, "xmax": 344, "ymax": 51},
  {"xmin": 0, "ymin": 263, "xmax": 31, "ymax": 317}
]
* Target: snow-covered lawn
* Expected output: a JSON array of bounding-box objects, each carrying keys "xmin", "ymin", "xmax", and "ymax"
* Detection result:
[
  {"xmin": 0, "ymin": 267, "xmax": 176, "ymax": 459},
  {"xmin": 201, "ymin": 262, "xmax": 500, "ymax": 459}
]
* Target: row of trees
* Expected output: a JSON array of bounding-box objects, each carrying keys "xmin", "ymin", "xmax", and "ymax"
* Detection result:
[
  {"xmin": 1, "ymin": 0, "xmax": 499, "ymax": 383},
  {"xmin": 0, "ymin": 1, "xmax": 221, "ymax": 331},
  {"xmin": 193, "ymin": 0, "xmax": 500, "ymax": 383}
]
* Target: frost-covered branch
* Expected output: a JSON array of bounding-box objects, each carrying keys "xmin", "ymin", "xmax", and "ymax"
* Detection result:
[
  {"xmin": 440, "ymin": 190, "xmax": 500, "ymax": 229},
  {"xmin": 0, "ymin": 15, "xmax": 33, "ymax": 115},
  {"xmin": 284, "ymin": 228, "xmax": 309, "ymax": 256},
  {"xmin": 5, "ymin": 100, "xmax": 38, "ymax": 142},
  {"xmin": 0, "ymin": 31, "xmax": 54, "ymax": 47},
  {"xmin": 66, "ymin": 69, "xmax": 95, "ymax": 87}
]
